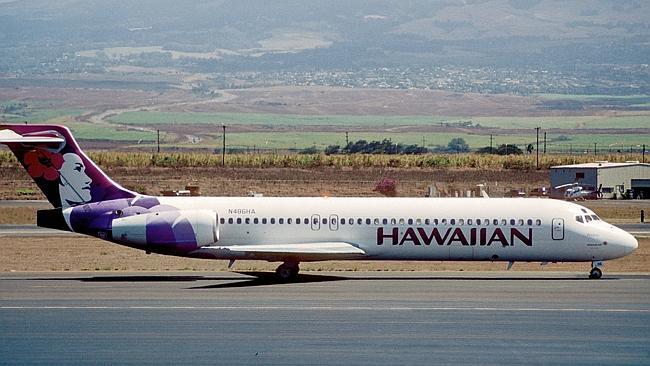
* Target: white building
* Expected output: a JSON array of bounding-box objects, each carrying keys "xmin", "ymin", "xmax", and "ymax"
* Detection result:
[{"xmin": 550, "ymin": 161, "xmax": 650, "ymax": 199}]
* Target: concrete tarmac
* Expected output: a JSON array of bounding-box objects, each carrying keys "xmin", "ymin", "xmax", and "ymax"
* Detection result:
[{"xmin": 1, "ymin": 271, "xmax": 649, "ymax": 365}]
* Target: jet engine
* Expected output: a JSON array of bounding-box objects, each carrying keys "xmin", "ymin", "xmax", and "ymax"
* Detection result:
[{"xmin": 111, "ymin": 209, "xmax": 219, "ymax": 250}]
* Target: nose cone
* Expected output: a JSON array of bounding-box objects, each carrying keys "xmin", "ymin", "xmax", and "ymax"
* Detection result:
[{"xmin": 623, "ymin": 232, "xmax": 639, "ymax": 255}]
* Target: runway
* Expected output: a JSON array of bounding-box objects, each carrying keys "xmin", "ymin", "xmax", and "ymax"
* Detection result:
[{"xmin": 1, "ymin": 272, "xmax": 649, "ymax": 365}]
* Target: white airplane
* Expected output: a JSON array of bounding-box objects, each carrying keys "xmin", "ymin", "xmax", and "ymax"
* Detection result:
[{"xmin": 0, "ymin": 125, "xmax": 638, "ymax": 280}]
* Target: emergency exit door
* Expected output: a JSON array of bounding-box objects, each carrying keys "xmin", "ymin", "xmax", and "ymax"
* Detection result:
[{"xmin": 552, "ymin": 218, "xmax": 564, "ymax": 240}]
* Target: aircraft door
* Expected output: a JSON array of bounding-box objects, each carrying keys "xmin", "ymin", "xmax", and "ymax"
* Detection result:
[
  {"xmin": 311, "ymin": 214, "xmax": 321, "ymax": 231},
  {"xmin": 552, "ymin": 218, "xmax": 564, "ymax": 240},
  {"xmin": 329, "ymin": 214, "xmax": 339, "ymax": 231}
]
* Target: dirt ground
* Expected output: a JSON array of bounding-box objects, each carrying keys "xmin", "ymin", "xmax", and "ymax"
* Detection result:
[
  {"xmin": 0, "ymin": 235, "xmax": 647, "ymax": 273},
  {"xmin": 0, "ymin": 165, "xmax": 549, "ymax": 200}
]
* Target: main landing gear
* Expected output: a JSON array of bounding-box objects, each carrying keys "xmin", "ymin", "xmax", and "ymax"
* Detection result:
[
  {"xmin": 589, "ymin": 260, "xmax": 603, "ymax": 279},
  {"xmin": 275, "ymin": 261, "xmax": 300, "ymax": 281}
]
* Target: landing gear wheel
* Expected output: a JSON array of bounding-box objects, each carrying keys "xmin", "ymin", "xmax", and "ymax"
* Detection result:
[
  {"xmin": 275, "ymin": 262, "xmax": 300, "ymax": 281},
  {"xmin": 589, "ymin": 267, "xmax": 602, "ymax": 279}
]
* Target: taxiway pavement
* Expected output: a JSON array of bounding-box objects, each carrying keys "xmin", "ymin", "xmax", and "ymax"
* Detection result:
[{"xmin": 1, "ymin": 271, "xmax": 648, "ymax": 365}]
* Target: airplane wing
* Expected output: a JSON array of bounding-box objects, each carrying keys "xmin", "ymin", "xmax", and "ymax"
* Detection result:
[{"xmin": 197, "ymin": 242, "xmax": 367, "ymax": 261}]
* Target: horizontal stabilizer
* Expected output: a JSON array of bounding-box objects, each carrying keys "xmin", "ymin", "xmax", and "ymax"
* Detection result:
[
  {"xmin": 199, "ymin": 242, "xmax": 366, "ymax": 261},
  {"xmin": 0, "ymin": 129, "xmax": 65, "ymax": 144}
]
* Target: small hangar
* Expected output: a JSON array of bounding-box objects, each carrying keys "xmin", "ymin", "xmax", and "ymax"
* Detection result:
[{"xmin": 550, "ymin": 161, "xmax": 650, "ymax": 199}]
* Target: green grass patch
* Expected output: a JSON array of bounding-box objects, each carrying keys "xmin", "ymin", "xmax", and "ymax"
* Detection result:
[
  {"xmin": 536, "ymin": 93, "xmax": 650, "ymax": 101},
  {"xmin": 63, "ymin": 122, "xmax": 156, "ymax": 142},
  {"xmin": 0, "ymin": 101, "xmax": 86, "ymax": 123},
  {"xmin": 156, "ymin": 131, "xmax": 534, "ymax": 150},
  {"xmin": 109, "ymin": 110, "xmax": 650, "ymax": 129}
]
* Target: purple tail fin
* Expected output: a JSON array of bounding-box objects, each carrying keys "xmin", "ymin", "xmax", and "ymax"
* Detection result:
[{"xmin": 0, "ymin": 124, "xmax": 136, "ymax": 208}]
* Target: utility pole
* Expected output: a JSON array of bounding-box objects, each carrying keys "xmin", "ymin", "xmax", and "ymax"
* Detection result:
[
  {"xmin": 543, "ymin": 132, "xmax": 547, "ymax": 154},
  {"xmin": 535, "ymin": 127, "xmax": 540, "ymax": 169},
  {"xmin": 157, "ymin": 129, "xmax": 160, "ymax": 153},
  {"xmin": 222, "ymin": 125, "xmax": 226, "ymax": 166},
  {"xmin": 594, "ymin": 142, "xmax": 597, "ymax": 156}
]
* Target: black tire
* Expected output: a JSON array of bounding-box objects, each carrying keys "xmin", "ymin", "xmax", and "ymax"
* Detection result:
[
  {"xmin": 275, "ymin": 263, "xmax": 299, "ymax": 281},
  {"xmin": 275, "ymin": 264, "xmax": 292, "ymax": 281},
  {"xmin": 589, "ymin": 267, "xmax": 603, "ymax": 279}
]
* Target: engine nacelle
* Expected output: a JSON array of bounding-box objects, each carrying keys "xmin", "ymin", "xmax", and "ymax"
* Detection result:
[{"xmin": 112, "ymin": 209, "xmax": 219, "ymax": 250}]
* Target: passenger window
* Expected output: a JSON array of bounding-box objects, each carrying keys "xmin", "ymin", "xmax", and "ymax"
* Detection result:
[
  {"xmin": 270, "ymin": 218, "xmax": 275, "ymax": 224},
  {"xmin": 382, "ymin": 218, "xmax": 388, "ymax": 225},
  {"xmin": 296, "ymin": 218, "xmax": 301, "ymax": 224},
  {"xmin": 493, "ymin": 219, "xmax": 498, "ymax": 225},
  {"xmin": 575, "ymin": 215, "xmax": 584, "ymax": 223},
  {"xmin": 399, "ymin": 218, "xmax": 405, "ymax": 225},
  {"xmin": 501, "ymin": 219, "xmax": 507, "ymax": 226},
  {"xmin": 262, "ymin": 218, "xmax": 267, "ymax": 224},
  {"xmin": 220, "ymin": 218, "xmax": 225, "ymax": 224},
  {"xmin": 305, "ymin": 218, "xmax": 309, "ymax": 225},
  {"xmin": 510, "ymin": 219, "xmax": 516, "ymax": 225},
  {"xmin": 518, "ymin": 219, "xmax": 524, "ymax": 225},
  {"xmin": 279, "ymin": 218, "xmax": 284, "ymax": 224},
  {"xmin": 236, "ymin": 218, "xmax": 242, "ymax": 224},
  {"xmin": 245, "ymin": 218, "xmax": 250, "ymax": 224},
  {"xmin": 441, "ymin": 219, "xmax": 447, "ymax": 225},
  {"xmin": 322, "ymin": 218, "xmax": 328, "ymax": 224},
  {"xmin": 425, "ymin": 218, "xmax": 430, "ymax": 225},
  {"xmin": 228, "ymin": 218, "xmax": 234, "ymax": 224},
  {"xmin": 254, "ymin": 218, "xmax": 259, "ymax": 224},
  {"xmin": 527, "ymin": 219, "xmax": 532, "ymax": 226},
  {"xmin": 408, "ymin": 219, "xmax": 413, "ymax": 225},
  {"xmin": 458, "ymin": 219, "xmax": 464, "ymax": 225},
  {"xmin": 434, "ymin": 219, "xmax": 439, "ymax": 225},
  {"xmin": 340, "ymin": 218, "xmax": 346, "ymax": 225},
  {"xmin": 416, "ymin": 218, "xmax": 422, "ymax": 225},
  {"xmin": 391, "ymin": 218, "xmax": 397, "ymax": 225},
  {"xmin": 287, "ymin": 218, "xmax": 292, "ymax": 224},
  {"xmin": 450, "ymin": 219, "xmax": 456, "ymax": 225},
  {"xmin": 467, "ymin": 219, "xmax": 472, "ymax": 225},
  {"xmin": 348, "ymin": 218, "xmax": 354, "ymax": 225},
  {"xmin": 374, "ymin": 218, "xmax": 380, "ymax": 225},
  {"xmin": 536, "ymin": 219, "xmax": 542, "ymax": 226}
]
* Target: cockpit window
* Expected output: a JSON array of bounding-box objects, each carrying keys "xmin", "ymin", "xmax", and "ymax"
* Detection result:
[
  {"xmin": 584, "ymin": 215, "xmax": 592, "ymax": 222},
  {"xmin": 575, "ymin": 215, "xmax": 584, "ymax": 223},
  {"xmin": 591, "ymin": 215, "xmax": 600, "ymax": 221}
]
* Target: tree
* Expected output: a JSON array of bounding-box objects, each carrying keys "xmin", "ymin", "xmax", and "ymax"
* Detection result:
[
  {"xmin": 496, "ymin": 144, "xmax": 523, "ymax": 155},
  {"xmin": 447, "ymin": 138, "xmax": 470, "ymax": 153},
  {"xmin": 526, "ymin": 144, "xmax": 534, "ymax": 154},
  {"xmin": 324, "ymin": 145, "xmax": 340, "ymax": 155}
]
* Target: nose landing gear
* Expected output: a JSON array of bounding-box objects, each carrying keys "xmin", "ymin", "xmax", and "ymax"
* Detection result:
[
  {"xmin": 589, "ymin": 260, "xmax": 603, "ymax": 279},
  {"xmin": 275, "ymin": 261, "xmax": 300, "ymax": 281}
]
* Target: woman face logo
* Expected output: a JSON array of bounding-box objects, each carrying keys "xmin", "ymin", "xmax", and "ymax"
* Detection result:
[{"xmin": 58, "ymin": 153, "xmax": 92, "ymax": 207}]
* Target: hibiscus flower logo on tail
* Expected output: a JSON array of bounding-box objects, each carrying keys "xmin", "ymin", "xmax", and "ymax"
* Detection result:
[{"xmin": 24, "ymin": 149, "xmax": 64, "ymax": 181}]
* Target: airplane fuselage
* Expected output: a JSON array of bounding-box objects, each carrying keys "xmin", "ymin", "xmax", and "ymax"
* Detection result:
[{"xmin": 65, "ymin": 196, "xmax": 636, "ymax": 263}]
